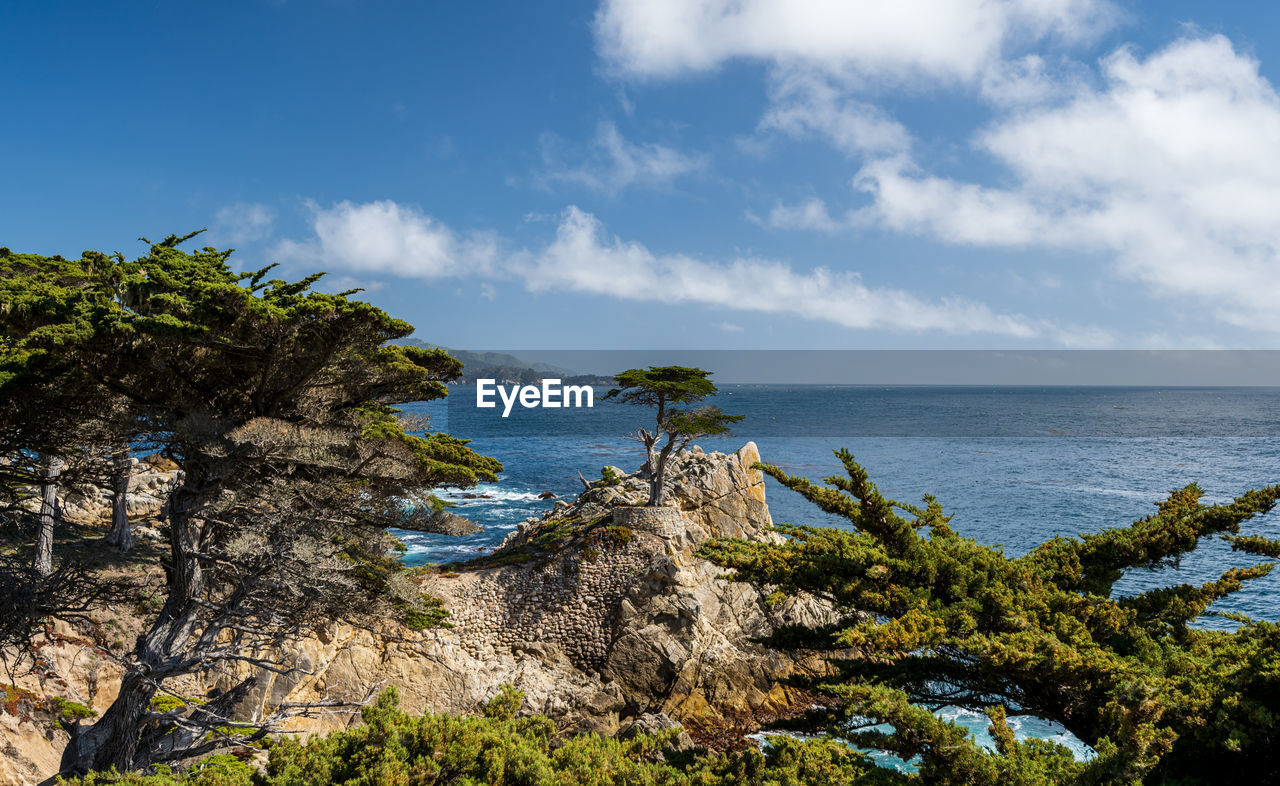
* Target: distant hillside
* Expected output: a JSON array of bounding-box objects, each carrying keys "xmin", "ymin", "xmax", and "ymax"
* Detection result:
[{"xmin": 399, "ymin": 340, "xmax": 614, "ymax": 386}]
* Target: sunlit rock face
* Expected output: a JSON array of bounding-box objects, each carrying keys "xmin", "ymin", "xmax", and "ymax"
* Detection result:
[{"xmin": 0, "ymin": 444, "xmax": 835, "ymax": 784}]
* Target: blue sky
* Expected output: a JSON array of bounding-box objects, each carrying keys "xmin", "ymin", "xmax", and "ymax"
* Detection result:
[{"xmin": 6, "ymin": 1, "xmax": 1280, "ymax": 350}]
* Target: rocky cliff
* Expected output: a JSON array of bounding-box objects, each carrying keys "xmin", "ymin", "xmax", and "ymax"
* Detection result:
[{"xmin": 0, "ymin": 443, "xmax": 829, "ymax": 784}]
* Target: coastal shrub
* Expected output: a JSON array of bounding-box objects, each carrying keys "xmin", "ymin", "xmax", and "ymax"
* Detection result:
[
  {"xmin": 698, "ymin": 449, "xmax": 1280, "ymax": 784},
  {"xmin": 50, "ymin": 696, "xmax": 97, "ymax": 721},
  {"xmin": 62, "ymin": 756, "xmax": 255, "ymax": 785},
  {"xmin": 533, "ymin": 518, "xmax": 581, "ymax": 550},
  {"xmin": 402, "ymin": 596, "xmax": 451, "ymax": 631},
  {"xmin": 2, "ymin": 684, "xmax": 46, "ymax": 719},
  {"xmin": 603, "ymin": 525, "xmax": 636, "ymax": 547},
  {"xmin": 2, "ymin": 685, "xmax": 97, "ymax": 725},
  {"xmin": 451, "ymin": 545, "xmax": 535, "ymax": 569},
  {"xmin": 64, "ymin": 688, "xmax": 905, "ymax": 785},
  {"xmin": 264, "ymin": 688, "xmax": 630, "ymax": 785},
  {"xmin": 149, "ymin": 695, "xmax": 204, "ymax": 714}
]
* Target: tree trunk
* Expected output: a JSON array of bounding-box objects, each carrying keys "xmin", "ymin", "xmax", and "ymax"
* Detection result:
[
  {"xmin": 648, "ymin": 438, "xmax": 677, "ymax": 507},
  {"xmin": 34, "ymin": 455, "xmax": 62, "ymax": 577},
  {"xmin": 644, "ymin": 400, "xmax": 670, "ymax": 506},
  {"xmin": 637, "ymin": 427, "xmax": 657, "ymax": 475},
  {"xmin": 60, "ymin": 669, "xmax": 156, "ymax": 774},
  {"xmin": 105, "ymin": 446, "xmax": 134, "ymax": 552},
  {"xmin": 61, "ymin": 461, "xmax": 213, "ymax": 775}
]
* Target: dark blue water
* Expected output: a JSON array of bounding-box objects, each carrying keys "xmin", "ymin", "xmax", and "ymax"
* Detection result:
[{"xmin": 399, "ymin": 386, "xmax": 1280, "ymax": 628}]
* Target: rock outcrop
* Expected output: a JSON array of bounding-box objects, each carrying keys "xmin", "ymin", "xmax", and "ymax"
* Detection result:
[
  {"xmin": 0, "ymin": 443, "xmax": 831, "ymax": 784},
  {"xmin": 222, "ymin": 443, "xmax": 830, "ymax": 742},
  {"xmin": 424, "ymin": 508, "xmax": 483, "ymax": 536},
  {"xmin": 52, "ymin": 456, "xmax": 181, "ymax": 525}
]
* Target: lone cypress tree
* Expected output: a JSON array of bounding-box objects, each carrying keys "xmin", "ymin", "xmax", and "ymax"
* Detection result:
[
  {"xmin": 605, "ymin": 366, "xmax": 742, "ymax": 506},
  {"xmin": 699, "ymin": 449, "xmax": 1280, "ymax": 784}
]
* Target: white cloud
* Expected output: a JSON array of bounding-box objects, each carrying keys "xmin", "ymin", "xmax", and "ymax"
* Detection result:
[
  {"xmin": 759, "ymin": 68, "xmax": 911, "ymax": 155},
  {"xmin": 765, "ymin": 197, "xmax": 853, "ymax": 233},
  {"xmin": 540, "ymin": 121, "xmax": 707, "ymax": 194},
  {"xmin": 978, "ymin": 54, "xmax": 1088, "ymax": 106},
  {"xmin": 594, "ymin": 0, "xmax": 1116, "ymax": 181},
  {"xmin": 273, "ymin": 200, "xmax": 500, "ymax": 278},
  {"xmin": 717, "ymin": 321, "xmax": 745, "ymax": 333},
  {"xmin": 521, "ymin": 206, "xmax": 1049, "ymax": 337},
  {"xmin": 213, "ymin": 203, "xmax": 275, "ymax": 244},
  {"xmin": 854, "ymin": 35, "xmax": 1280, "ymax": 331},
  {"xmin": 279, "ymin": 200, "xmax": 1087, "ymax": 341},
  {"xmin": 594, "ymin": 0, "xmax": 1116, "ymax": 82}
]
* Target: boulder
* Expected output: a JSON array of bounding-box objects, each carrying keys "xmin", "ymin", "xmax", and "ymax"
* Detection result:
[
  {"xmin": 140, "ymin": 453, "xmax": 180, "ymax": 472},
  {"xmin": 426, "ymin": 509, "xmax": 483, "ymax": 536}
]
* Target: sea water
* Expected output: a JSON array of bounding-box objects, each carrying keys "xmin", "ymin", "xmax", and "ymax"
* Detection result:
[
  {"xmin": 392, "ymin": 385, "xmax": 1280, "ymax": 764},
  {"xmin": 399, "ymin": 385, "xmax": 1280, "ymax": 624}
]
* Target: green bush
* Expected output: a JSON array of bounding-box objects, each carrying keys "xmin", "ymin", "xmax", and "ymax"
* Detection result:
[
  {"xmin": 50, "ymin": 696, "xmax": 97, "ymax": 721},
  {"xmin": 64, "ymin": 687, "xmax": 896, "ymax": 785},
  {"xmin": 62, "ymin": 755, "xmax": 255, "ymax": 785}
]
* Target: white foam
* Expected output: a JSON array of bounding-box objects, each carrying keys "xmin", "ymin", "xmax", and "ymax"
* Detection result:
[{"xmin": 440, "ymin": 484, "xmax": 547, "ymax": 504}]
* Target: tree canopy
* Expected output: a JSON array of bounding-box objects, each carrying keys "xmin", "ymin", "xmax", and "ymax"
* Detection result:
[
  {"xmin": 0, "ymin": 248, "xmax": 138, "ymax": 663},
  {"xmin": 605, "ymin": 367, "xmax": 741, "ymax": 506},
  {"xmin": 0, "ymin": 235, "xmax": 501, "ymax": 774},
  {"xmin": 699, "ymin": 449, "xmax": 1280, "ymax": 784}
]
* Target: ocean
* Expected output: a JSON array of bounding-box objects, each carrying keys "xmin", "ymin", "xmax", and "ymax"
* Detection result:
[
  {"xmin": 393, "ymin": 384, "xmax": 1280, "ymax": 764},
  {"xmin": 398, "ymin": 385, "xmax": 1280, "ymax": 627}
]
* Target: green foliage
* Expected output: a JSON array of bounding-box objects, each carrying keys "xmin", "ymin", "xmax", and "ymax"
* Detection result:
[
  {"xmin": 603, "ymin": 525, "xmax": 636, "ymax": 547},
  {"xmin": 2, "ymin": 685, "xmax": 98, "ymax": 724},
  {"xmin": 691, "ymin": 735, "xmax": 899, "ymax": 786},
  {"xmin": 532, "ymin": 517, "xmax": 583, "ymax": 550},
  {"xmin": 605, "ymin": 367, "xmax": 741, "ymax": 506},
  {"xmin": 482, "ymin": 684, "xmax": 525, "ymax": 721},
  {"xmin": 666, "ymin": 407, "xmax": 742, "ymax": 441},
  {"xmin": 61, "ymin": 754, "xmax": 255, "ymax": 785},
  {"xmin": 606, "ymin": 367, "xmax": 719, "ymax": 408},
  {"xmin": 2, "ymin": 683, "xmax": 47, "ymax": 719},
  {"xmin": 449, "ymin": 545, "xmax": 535, "ymax": 570},
  {"xmin": 698, "ymin": 449, "xmax": 1280, "ymax": 784},
  {"xmin": 51, "ymin": 696, "xmax": 98, "ymax": 721},
  {"xmin": 2, "ymin": 235, "xmax": 506, "ymax": 772},
  {"xmin": 601, "ymin": 466, "xmax": 623, "ymax": 485},
  {"xmin": 604, "ymin": 367, "xmax": 742, "ymax": 442},
  {"xmin": 65, "ymin": 687, "xmax": 900, "ymax": 785},
  {"xmin": 402, "ymin": 595, "xmax": 451, "ymax": 631}
]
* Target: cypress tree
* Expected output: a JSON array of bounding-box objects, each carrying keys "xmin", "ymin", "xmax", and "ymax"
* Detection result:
[
  {"xmin": 605, "ymin": 366, "xmax": 741, "ymax": 506},
  {"xmin": 3, "ymin": 235, "xmax": 501, "ymax": 773},
  {"xmin": 699, "ymin": 448, "xmax": 1280, "ymax": 784}
]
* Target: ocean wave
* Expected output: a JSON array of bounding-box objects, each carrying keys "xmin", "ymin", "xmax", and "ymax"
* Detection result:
[
  {"xmin": 399, "ymin": 540, "xmax": 491, "ymax": 558},
  {"xmin": 439, "ymin": 484, "xmax": 551, "ymax": 504}
]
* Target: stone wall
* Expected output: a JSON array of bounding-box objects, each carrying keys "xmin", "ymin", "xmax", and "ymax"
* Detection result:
[
  {"xmin": 444, "ymin": 536, "xmax": 653, "ymax": 669},
  {"xmin": 612, "ymin": 506, "xmax": 683, "ymax": 539}
]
